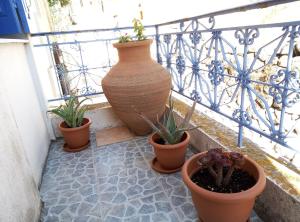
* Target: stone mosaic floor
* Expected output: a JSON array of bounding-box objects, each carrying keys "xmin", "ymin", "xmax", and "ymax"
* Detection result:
[{"xmin": 40, "ymin": 134, "xmax": 263, "ymax": 222}]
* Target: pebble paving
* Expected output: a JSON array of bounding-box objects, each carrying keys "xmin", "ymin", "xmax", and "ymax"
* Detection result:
[{"xmin": 40, "ymin": 134, "xmax": 263, "ymax": 222}]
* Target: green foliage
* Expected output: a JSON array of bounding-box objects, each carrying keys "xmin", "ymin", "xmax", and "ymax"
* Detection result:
[
  {"xmin": 118, "ymin": 33, "xmax": 132, "ymax": 43},
  {"xmin": 118, "ymin": 18, "xmax": 146, "ymax": 43},
  {"xmin": 48, "ymin": 0, "xmax": 71, "ymax": 7},
  {"xmin": 133, "ymin": 18, "xmax": 146, "ymax": 41},
  {"xmin": 140, "ymin": 95, "xmax": 199, "ymax": 144},
  {"xmin": 50, "ymin": 96, "xmax": 88, "ymax": 128},
  {"xmin": 48, "ymin": 0, "xmax": 58, "ymax": 7},
  {"xmin": 59, "ymin": 0, "xmax": 71, "ymax": 7}
]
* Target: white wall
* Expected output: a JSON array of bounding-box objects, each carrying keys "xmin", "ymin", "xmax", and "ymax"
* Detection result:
[
  {"xmin": 28, "ymin": 0, "xmax": 54, "ymax": 33},
  {"xmin": 0, "ymin": 1, "xmax": 53, "ymax": 221},
  {"xmin": 0, "ymin": 80, "xmax": 41, "ymax": 222},
  {"xmin": 0, "ymin": 42, "xmax": 48, "ymax": 222},
  {"xmin": 0, "ymin": 42, "xmax": 50, "ymax": 185}
]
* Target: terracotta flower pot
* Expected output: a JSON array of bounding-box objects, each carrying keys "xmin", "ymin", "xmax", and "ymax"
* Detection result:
[
  {"xmin": 149, "ymin": 132, "xmax": 190, "ymax": 173},
  {"xmin": 102, "ymin": 39, "xmax": 171, "ymax": 135},
  {"xmin": 59, "ymin": 118, "xmax": 91, "ymax": 152},
  {"xmin": 182, "ymin": 152, "xmax": 266, "ymax": 222}
]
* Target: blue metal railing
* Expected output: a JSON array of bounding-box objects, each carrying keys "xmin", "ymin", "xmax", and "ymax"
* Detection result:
[
  {"xmin": 32, "ymin": 0, "xmax": 300, "ymax": 152},
  {"xmin": 32, "ymin": 25, "xmax": 156, "ymax": 102},
  {"xmin": 155, "ymin": 24, "xmax": 300, "ymax": 152}
]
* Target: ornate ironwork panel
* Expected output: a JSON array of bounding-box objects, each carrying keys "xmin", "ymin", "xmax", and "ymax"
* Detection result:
[{"xmin": 155, "ymin": 17, "xmax": 300, "ymax": 152}]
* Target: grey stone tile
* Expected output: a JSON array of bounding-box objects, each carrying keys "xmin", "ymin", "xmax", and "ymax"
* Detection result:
[
  {"xmin": 158, "ymin": 172, "xmax": 183, "ymax": 191},
  {"xmin": 40, "ymin": 134, "xmax": 263, "ymax": 222},
  {"xmin": 163, "ymin": 184, "xmax": 198, "ymax": 221},
  {"xmin": 73, "ymin": 215, "xmax": 101, "ymax": 222},
  {"xmin": 40, "ymin": 138, "xmax": 100, "ymax": 221},
  {"xmin": 100, "ymin": 192, "xmax": 180, "ymax": 221},
  {"xmin": 139, "ymin": 143, "xmax": 155, "ymax": 163},
  {"xmin": 42, "ymin": 215, "xmax": 60, "ymax": 222},
  {"xmin": 103, "ymin": 216, "xmax": 122, "ymax": 222}
]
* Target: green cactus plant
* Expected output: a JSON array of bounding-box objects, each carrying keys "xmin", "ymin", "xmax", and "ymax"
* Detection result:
[
  {"xmin": 50, "ymin": 96, "xmax": 88, "ymax": 128},
  {"xmin": 139, "ymin": 95, "xmax": 199, "ymax": 144}
]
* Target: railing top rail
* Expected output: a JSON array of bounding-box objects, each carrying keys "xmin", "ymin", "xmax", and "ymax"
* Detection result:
[
  {"xmin": 30, "ymin": 0, "xmax": 298, "ymax": 37},
  {"xmin": 32, "ymin": 20, "xmax": 300, "ymax": 47},
  {"xmin": 30, "ymin": 24, "xmax": 156, "ymax": 37},
  {"xmin": 155, "ymin": 0, "xmax": 298, "ymax": 27},
  {"xmin": 156, "ymin": 20, "xmax": 300, "ymax": 35}
]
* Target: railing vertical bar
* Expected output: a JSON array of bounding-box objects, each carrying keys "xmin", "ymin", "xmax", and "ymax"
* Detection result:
[
  {"xmin": 278, "ymin": 26, "xmax": 296, "ymax": 140},
  {"xmin": 46, "ymin": 35, "xmax": 64, "ymax": 99},
  {"xmin": 213, "ymin": 32, "xmax": 218, "ymax": 108},
  {"xmin": 105, "ymin": 40, "xmax": 112, "ymax": 67},
  {"xmin": 76, "ymin": 42, "xmax": 89, "ymax": 94},
  {"xmin": 237, "ymin": 29, "xmax": 250, "ymax": 147},
  {"xmin": 155, "ymin": 25, "xmax": 160, "ymax": 64}
]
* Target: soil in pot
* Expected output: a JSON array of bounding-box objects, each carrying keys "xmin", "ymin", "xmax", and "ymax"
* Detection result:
[
  {"xmin": 182, "ymin": 152, "xmax": 266, "ymax": 222},
  {"xmin": 153, "ymin": 135, "xmax": 186, "ymax": 145},
  {"xmin": 191, "ymin": 167, "xmax": 256, "ymax": 193}
]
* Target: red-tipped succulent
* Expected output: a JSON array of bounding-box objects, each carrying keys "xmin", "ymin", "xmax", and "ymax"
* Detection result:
[{"xmin": 197, "ymin": 148, "xmax": 245, "ymax": 187}]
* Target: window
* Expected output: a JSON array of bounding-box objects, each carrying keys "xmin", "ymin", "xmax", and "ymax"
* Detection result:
[{"xmin": 0, "ymin": 0, "xmax": 29, "ymax": 36}]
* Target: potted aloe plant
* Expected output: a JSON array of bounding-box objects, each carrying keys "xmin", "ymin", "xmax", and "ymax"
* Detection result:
[
  {"xmin": 102, "ymin": 18, "xmax": 171, "ymax": 136},
  {"xmin": 50, "ymin": 96, "xmax": 91, "ymax": 152},
  {"xmin": 140, "ymin": 96, "xmax": 199, "ymax": 173},
  {"xmin": 182, "ymin": 148, "xmax": 266, "ymax": 222}
]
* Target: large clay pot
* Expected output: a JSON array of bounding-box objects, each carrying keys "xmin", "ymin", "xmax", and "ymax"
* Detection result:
[
  {"xmin": 182, "ymin": 152, "xmax": 266, "ymax": 222},
  {"xmin": 149, "ymin": 132, "xmax": 190, "ymax": 173},
  {"xmin": 102, "ymin": 39, "xmax": 171, "ymax": 135},
  {"xmin": 59, "ymin": 118, "xmax": 91, "ymax": 152}
]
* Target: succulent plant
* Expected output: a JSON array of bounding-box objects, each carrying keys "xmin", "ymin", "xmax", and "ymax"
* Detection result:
[
  {"xmin": 118, "ymin": 33, "xmax": 132, "ymax": 43},
  {"xmin": 197, "ymin": 148, "xmax": 245, "ymax": 187},
  {"xmin": 50, "ymin": 96, "xmax": 88, "ymax": 128},
  {"xmin": 139, "ymin": 95, "xmax": 199, "ymax": 144}
]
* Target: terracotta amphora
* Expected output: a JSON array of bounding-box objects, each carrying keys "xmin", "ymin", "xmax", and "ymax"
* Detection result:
[{"xmin": 102, "ymin": 39, "xmax": 171, "ymax": 135}]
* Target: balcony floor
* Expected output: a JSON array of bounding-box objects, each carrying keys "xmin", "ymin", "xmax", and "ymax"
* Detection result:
[{"xmin": 40, "ymin": 134, "xmax": 263, "ymax": 222}]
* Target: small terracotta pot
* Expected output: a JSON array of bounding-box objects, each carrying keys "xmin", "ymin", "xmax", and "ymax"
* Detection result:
[
  {"xmin": 149, "ymin": 132, "xmax": 190, "ymax": 172},
  {"xmin": 59, "ymin": 118, "xmax": 91, "ymax": 152},
  {"xmin": 182, "ymin": 152, "xmax": 266, "ymax": 222}
]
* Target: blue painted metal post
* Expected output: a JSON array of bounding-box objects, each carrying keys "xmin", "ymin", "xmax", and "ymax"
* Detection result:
[
  {"xmin": 238, "ymin": 29, "xmax": 250, "ymax": 147},
  {"xmin": 155, "ymin": 25, "xmax": 161, "ymax": 64},
  {"xmin": 76, "ymin": 41, "xmax": 89, "ymax": 94},
  {"xmin": 278, "ymin": 26, "xmax": 296, "ymax": 141},
  {"xmin": 105, "ymin": 40, "xmax": 112, "ymax": 67},
  {"xmin": 46, "ymin": 35, "xmax": 63, "ymax": 98}
]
